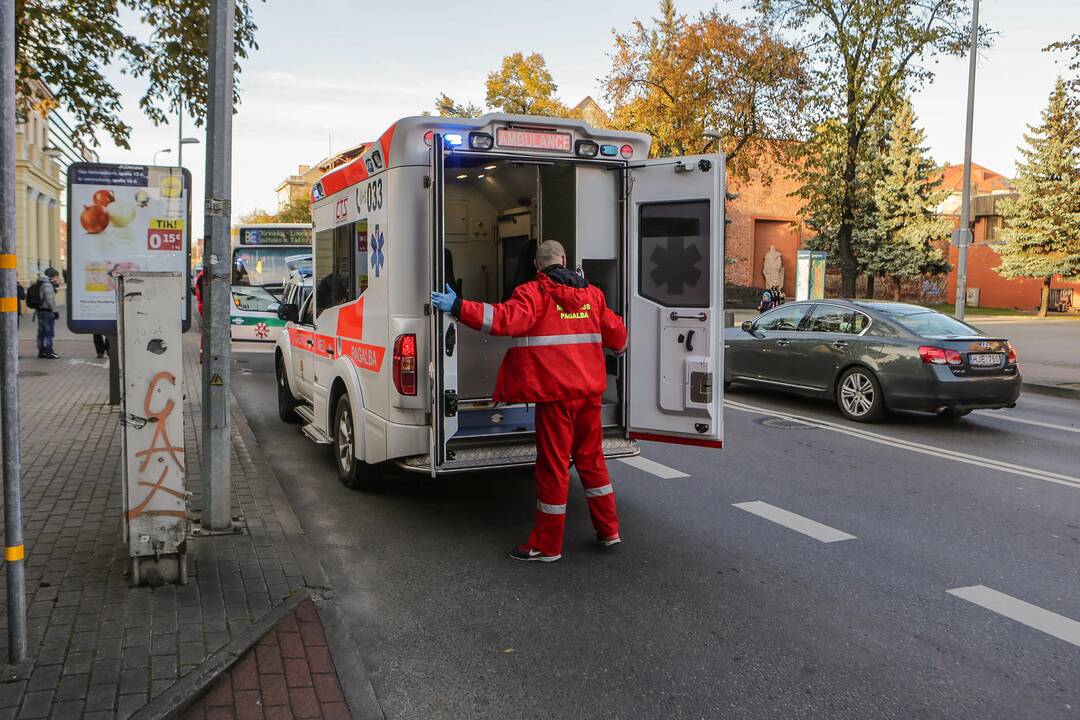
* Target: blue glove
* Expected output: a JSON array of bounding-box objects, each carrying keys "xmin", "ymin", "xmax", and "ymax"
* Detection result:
[{"xmin": 430, "ymin": 283, "xmax": 457, "ymax": 314}]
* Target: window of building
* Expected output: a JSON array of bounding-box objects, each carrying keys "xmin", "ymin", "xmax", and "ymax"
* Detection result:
[{"xmin": 985, "ymin": 215, "xmax": 1004, "ymax": 243}]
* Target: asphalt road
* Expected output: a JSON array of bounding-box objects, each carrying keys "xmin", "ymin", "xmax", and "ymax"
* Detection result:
[{"xmin": 231, "ymin": 346, "xmax": 1080, "ymax": 720}]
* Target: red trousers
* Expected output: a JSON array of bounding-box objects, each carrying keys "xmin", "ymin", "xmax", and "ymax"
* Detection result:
[{"xmin": 527, "ymin": 396, "xmax": 619, "ymax": 557}]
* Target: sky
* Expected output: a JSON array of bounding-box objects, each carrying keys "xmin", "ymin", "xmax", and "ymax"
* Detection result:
[{"xmin": 88, "ymin": 0, "xmax": 1080, "ymax": 241}]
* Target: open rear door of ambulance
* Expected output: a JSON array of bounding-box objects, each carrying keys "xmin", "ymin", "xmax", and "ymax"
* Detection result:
[
  {"xmin": 429, "ymin": 133, "xmax": 459, "ymax": 475},
  {"xmin": 626, "ymin": 154, "xmax": 724, "ymax": 448}
]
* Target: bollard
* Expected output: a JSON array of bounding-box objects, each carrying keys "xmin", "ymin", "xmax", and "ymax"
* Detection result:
[{"xmin": 117, "ymin": 272, "xmax": 188, "ymax": 586}]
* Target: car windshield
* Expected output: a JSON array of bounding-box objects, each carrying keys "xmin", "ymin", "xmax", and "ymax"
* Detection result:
[{"xmin": 888, "ymin": 310, "xmax": 980, "ymax": 337}]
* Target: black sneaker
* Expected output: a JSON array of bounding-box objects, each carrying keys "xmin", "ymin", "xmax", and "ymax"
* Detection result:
[
  {"xmin": 597, "ymin": 534, "xmax": 621, "ymax": 549},
  {"xmin": 44, "ymin": 351, "xmax": 60, "ymax": 359},
  {"xmin": 509, "ymin": 545, "xmax": 561, "ymax": 563}
]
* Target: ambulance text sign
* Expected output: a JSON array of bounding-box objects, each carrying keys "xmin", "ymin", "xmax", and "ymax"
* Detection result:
[{"xmin": 66, "ymin": 162, "xmax": 192, "ymax": 334}]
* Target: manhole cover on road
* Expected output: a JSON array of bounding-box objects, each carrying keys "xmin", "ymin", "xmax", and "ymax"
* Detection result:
[
  {"xmin": 753, "ymin": 416, "xmax": 816, "ymax": 430},
  {"xmin": 18, "ymin": 371, "xmax": 47, "ymax": 378}
]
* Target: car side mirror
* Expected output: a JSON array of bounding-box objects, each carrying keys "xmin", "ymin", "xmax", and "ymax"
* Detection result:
[
  {"xmin": 741, "ymin": 320, "xmax": 755, "ymax": 333},
  {"xmin": 278, "ymin": 303, "xmax": 299, "ymax": 323},
  {"xmin": 266, "ymin": 302, "xmax": 281, "ymax": 314}
]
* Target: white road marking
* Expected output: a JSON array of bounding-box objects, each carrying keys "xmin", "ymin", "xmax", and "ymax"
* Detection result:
[
  {"xmin": 733, "ymin": 501, "xmax": 857, "ymax": 543},
  {"xmin": 948, "ymin": 585, "xmax": 1080, "ymax": 649},
  {"xmin": 971, "ymin": 410, "xmax": 1080, "ymax": 434},
  {"xmin": 725, "ymin": 399, "xmax": 1080, "ymax": 491},
  {"xmin": 617, "ymin": 455, "xmax": 689, "ymax": 479}
]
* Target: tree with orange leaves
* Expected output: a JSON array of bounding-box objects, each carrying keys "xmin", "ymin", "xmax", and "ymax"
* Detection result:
[{"xmin": 604, "ymin": 1, "xmax": 810, "ymax": 177}]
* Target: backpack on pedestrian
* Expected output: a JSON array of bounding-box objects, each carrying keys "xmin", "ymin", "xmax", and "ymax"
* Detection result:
[{"xmin": 25, "ymin": 279, "xmax": 45, "ymax": 310}]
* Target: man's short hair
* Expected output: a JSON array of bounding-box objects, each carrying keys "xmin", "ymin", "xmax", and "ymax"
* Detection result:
[
  {"xmin": 535, "ymin": 240, "xmax": 566, "ymax": 268},
  {"xmin": 44, "ymin": 267, "xmax": 59, "ymax": 278}
]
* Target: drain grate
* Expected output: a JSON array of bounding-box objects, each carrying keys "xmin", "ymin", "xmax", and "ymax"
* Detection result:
[{"xmin": 18, "ymin": 371, "xmax": 47, "ymax": 378}]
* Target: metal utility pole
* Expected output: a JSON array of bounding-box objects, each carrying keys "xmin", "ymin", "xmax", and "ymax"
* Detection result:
[
  {"xmin": 954, "ymin": 0, "xmax": 979, "ymax": 320},
  {"xmin": 0, "ymin": 0, "xmax": 28, "ymax": 664},
  {"xmin": 202, "ymin": 0, "xmax": 235, "ymax": 530}
]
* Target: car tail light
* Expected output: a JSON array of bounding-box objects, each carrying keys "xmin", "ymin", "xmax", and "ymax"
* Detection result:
[
  {"xmin": 393, "ymin": 334, "xmax": 417, "ymax": 396},
  {"xmin": 919, "ymin": 346, "xmax": 963, "ymax": 366},
  {"xmin": 1006, "ymin": 345, "xmax": 1018, "ymax": 364}
]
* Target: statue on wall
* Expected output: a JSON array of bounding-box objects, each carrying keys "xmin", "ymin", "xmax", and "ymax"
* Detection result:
[{"xmin": 762, "ymin": 245, "xmax": 784, "ymax": 289}]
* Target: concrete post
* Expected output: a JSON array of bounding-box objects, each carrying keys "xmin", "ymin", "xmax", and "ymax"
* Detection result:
[
  {"xmin": 1, "ymin": 0, "xmax": 28, "ymax": 665},
  {"xmin": 201, "ymin": 0, "xmax": 235, "ymax": 530}
]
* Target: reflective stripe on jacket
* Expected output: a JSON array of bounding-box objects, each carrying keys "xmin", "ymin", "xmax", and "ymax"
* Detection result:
[{"xmin": 457, "ymin": 272, "xmax": 627, "ymax": 403}]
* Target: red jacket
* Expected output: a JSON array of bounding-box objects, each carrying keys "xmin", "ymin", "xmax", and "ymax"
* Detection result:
[{"xmin": 456, "ymin": 268, "xmax": 627, "ymax": 403}]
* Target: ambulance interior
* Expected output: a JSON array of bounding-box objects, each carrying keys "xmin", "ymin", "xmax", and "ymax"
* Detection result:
[{"xmin": 443, "ymin": 154, "xmax": 624, "ymax": 438}]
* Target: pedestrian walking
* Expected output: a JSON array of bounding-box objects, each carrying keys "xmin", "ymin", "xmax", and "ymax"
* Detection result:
[
  {"xmin": 92, "ymin": 334, "xmax": 109, "ymax": 359},
  {"xmin": 431, "ymin": 240, "xmax": 628, "ymax": 562},
  {"xmin": 15, "ymin": 281, "xmax": 24, "ymax": 328},
  {"xmin": 27, "ymin": 267, "xmax": 61, "ymax": 359}
]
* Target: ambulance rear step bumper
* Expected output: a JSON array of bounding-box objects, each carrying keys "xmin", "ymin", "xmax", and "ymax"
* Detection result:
[
  {"xmin": 395, "ymin": 436, "xmax": 640, "ymax": 475},
  {"xmin": 295, "ymin": 404, "xmax": 332, "ymax": 446}
]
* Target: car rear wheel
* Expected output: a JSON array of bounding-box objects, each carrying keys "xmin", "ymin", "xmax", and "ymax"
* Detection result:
[
  {"xmin": 276, "ymin": 355, "xmax": 299, "ymax": 423},
  {"xmin": 333, "ymin": 394, "xmax": 382, "ymax": 490},
  {"xmin": 836, "ymin": 367, "xmax": 886, "ymax": 422}
]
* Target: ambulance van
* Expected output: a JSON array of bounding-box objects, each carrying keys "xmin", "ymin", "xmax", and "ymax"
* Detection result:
[{"xmin": 274, "ymin": 113, "xmax": 724, "ymax": 488}]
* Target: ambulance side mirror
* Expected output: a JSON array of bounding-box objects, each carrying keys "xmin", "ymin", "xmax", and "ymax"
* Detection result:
[{"xmin": 278, "ymin": 303, "xmax": 299, "ymax": 323}]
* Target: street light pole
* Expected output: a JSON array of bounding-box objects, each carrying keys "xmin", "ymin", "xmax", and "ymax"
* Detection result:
[
  {"xmin": 154, "ymin": 147, "xmax": 172, "ymax": 166},
  {"xmin": 202, "ymin": 0, "xmax": 235, "ymax": 530},
  {"xmin": 954, "ymin": 0, "xmax": 979, "ymax": 320},
  {"xmin": 0, "ymin": 0, "xmax": 28, "ymax": 665}
]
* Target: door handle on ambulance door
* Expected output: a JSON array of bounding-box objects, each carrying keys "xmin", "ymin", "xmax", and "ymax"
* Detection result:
[
  {"xmin": 683, "ymin": 330, "xmax": 695, "ymax": 352},
  {"xmin": 670, "ymin": 311, "xmax": 707, "ymax": 322},
  {"xmin": 775, "ymin": 339, "xmax": 790, "ymax": 347}
]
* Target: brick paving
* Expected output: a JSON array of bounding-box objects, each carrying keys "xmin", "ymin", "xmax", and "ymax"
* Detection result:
[
  {"xmin": 181, "ymin": 599, "xmax": 348, "ymax": 720},
  {"xmin": 0, "ymin": 318, "xmax": 334, "ymax": 719}
]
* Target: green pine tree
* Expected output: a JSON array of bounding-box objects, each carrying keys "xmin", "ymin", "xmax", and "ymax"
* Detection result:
[
  {"xmin": 864, "ymin": 98, "xmax": 951, "ymax": 300},
  {"xmin": 997, "ymin": 78, "xmax": 1080, "ymax": 316}
]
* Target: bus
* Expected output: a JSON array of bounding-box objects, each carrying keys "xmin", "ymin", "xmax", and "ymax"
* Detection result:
[{"xmin": 230, "ymin": 223, "xmax": 312, "ymax": 343}]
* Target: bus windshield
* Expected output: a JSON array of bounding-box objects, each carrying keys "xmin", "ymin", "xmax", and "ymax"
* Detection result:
[{"xmin": 232, "ymin": 247, "xmax": 300, "ymax": 288}]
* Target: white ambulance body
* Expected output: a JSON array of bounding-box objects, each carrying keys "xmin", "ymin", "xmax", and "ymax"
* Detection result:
[{"xmin": 274, "ymin": 113, "xmax": 724, "ymax": 487}]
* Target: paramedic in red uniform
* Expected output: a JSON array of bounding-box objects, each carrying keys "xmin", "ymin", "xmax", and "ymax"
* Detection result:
[{"xmin": 431, "ymin": 240, "xmax": 628, "ymax": 562}]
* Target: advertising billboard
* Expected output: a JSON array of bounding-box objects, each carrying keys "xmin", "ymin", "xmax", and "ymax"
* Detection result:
[{"xmin": 66, "ymin": 163, "xmax": 192, "ymax": 334}]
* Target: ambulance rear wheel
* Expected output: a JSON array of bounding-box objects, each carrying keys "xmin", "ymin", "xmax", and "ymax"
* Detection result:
[
  {"xmin": 334, "ymin": 395, "xmax": 380, "ymax": 490},
  {"xmin": 276, "ymin": 356, "xmax": 299, "ymax": 423}
]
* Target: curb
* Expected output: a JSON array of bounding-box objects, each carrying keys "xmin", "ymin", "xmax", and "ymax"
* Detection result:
[
  {"xmin": 1022, "ymin": 382, "xmax": 1080, "ymax": 401},
  {"xmin": 131, "ymin": 589, "xmax": 312, "ymax": 720},
  {"xmin": 226, "ymin": 386, "xmax": 385, "ymax": 719}
]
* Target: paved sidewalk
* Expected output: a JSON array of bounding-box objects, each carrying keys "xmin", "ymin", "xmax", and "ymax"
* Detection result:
[
  {"xmin": 181, "ymin": 599, "xmax": 348, "ymax": 720},
  {"xmin": 0, "ymin": 318, "xmax": 343, "ymax": 718}
]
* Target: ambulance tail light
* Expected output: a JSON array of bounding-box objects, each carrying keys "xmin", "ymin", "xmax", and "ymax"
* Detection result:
[
  {"xmin": 393, "ymin": 334, "xmax": 417, "ymax": 396},
  {"xmin": 620, "ymin": 144, "xmax": 634, "ymax": 159},
  {"xmin": 469, "ymin": 132, "xmax": 494, "ymax": 150},
  {"xmin": 575, "ymin": 140, "xmax": 599, "ymax": 157}
]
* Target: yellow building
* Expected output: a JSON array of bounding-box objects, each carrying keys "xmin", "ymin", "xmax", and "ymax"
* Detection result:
[{"xmin": 14, "ymin": 80, "xmax": 97, "ymax": 299}]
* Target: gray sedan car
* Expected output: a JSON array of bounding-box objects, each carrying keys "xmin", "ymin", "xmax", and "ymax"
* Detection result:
[{"xmin": 724, "ymin": 300, "xmax": 1022, "ymax": 422}]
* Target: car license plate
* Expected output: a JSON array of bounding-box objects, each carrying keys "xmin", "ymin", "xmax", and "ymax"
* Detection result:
[{"xmin": 969, "ymin": 352, "xmax": 1002, "ymax": 367}]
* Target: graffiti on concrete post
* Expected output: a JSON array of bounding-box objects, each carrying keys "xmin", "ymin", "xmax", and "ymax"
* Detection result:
[{"xmin": 126, "ymin": 371, "xmax": 186, "ymax": 520}]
